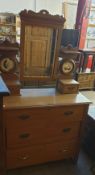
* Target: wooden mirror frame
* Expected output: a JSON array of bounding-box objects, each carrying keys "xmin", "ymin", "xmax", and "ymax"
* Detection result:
[{"xmin": 19, "ymin": 9, "xmax": 65, "ymax": 84}]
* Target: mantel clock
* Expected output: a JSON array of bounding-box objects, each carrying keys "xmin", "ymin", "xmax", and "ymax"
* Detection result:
[{"xmin": 57, "ymin": 45, "xmax": 80, "ymax": 94}]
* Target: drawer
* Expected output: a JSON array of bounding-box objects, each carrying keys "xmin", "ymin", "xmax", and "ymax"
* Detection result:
[
  {"xmin": 63, "ymin": 85, "xmax": 78, "ymax": 94},
  {"xmin": 7, "ymin": 140, "xmax": 78, "ymax": 169},
  {"xmin": 4, "ymin": 105, "xmax": 84, "ymax": 129},
  {"xmin": 7, "ymin": 145, "xmax": 45, "ymax": 169},
  {"xmin": 78, "ymin": 73, "xmax": 95, "ymax": 82},
  {"xmin": 79, "ymin": 81, "xmax": 90, "ymax": 89},
  {"xmin": 7, "ymin": 122, "xmax": 81, "ymax": 148}
]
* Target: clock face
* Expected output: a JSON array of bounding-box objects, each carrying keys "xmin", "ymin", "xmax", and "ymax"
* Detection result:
[
  {"xmin": 60, "ymin": 59, "xmax": 75, "ymax": 74},
  {"xmin": 0, "ymin": 57, "xmax": 16, "ymax": 73}
]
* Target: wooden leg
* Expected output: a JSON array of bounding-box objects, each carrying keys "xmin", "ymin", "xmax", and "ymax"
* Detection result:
[{"xmin": 0, "ymin": 97, "xmax": 6, "ymax": 175}]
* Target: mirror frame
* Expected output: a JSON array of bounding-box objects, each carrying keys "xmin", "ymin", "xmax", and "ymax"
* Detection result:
[{"xmin": 19, "ymin": 9, "xmax": 65, "ymax": 83}]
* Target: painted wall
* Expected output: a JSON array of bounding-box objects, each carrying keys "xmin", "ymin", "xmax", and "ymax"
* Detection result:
[
  {"xmin": 36, "ymin": 0, "xmax": 63, "ymax": 15},
  {"xmin": 0, "ymin": 0, "xmax": 79, "ymax": 14},
  {"xmin": 0, "ymin": 0, "xmax": 63, "ymax": 14},
  {"xmin": 0, "ymin": 0, "xmax": 78, "ymax": 28},
  {"xmin": 0, "ymin": 0, "xmax": 35, "ymax": 13}
]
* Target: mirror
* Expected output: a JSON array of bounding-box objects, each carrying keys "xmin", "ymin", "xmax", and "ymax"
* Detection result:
[
  {"xmin": 23, "ymin": 27, "xmax": 57, "ymax": 77},
  {"xmin": 20, "ymin": 10, "xmax": 65, "ymax": 84}
]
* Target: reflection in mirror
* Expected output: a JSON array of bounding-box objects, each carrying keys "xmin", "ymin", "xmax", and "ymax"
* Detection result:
[
  {"xmin": 20, "ymin": 10, "xmax": 65, "ymax": 84},
  {"xmin": 24, "ymin": 26, "xmax": 58, "ymax": 77}
]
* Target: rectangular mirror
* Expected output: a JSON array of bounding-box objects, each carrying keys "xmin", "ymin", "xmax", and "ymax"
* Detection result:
[
  {"xmin": 20, "ymin": 10, "xmax": 65, "ymax": 84},
  {"xmin": 24, "ymin": 26, "xmax": 57, "ymax": 77}
]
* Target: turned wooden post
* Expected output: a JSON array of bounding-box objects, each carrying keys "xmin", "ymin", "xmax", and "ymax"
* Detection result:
[{"xmin": 0, "ymin": 76, "xmax": 10, "ymax": 175}]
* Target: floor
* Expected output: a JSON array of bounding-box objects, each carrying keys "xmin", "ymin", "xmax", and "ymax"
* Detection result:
[
  {"xmin": 7, "ymin": 150, "xmax": 93, "ymax": 175},
  {"xmin": 81, "ymin": 91, "xmax": 95, "ymax": 105}
]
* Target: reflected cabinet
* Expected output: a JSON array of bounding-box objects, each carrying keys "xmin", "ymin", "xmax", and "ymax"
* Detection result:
[{"xmin": 19, "ymin": 10, "xmax": 65, "ymax": 83}]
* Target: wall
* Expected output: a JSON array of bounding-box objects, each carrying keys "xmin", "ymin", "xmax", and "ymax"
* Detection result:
[
  {"xmin": 0, "ymin": 0, "xmax": 78, "ymax": 15},
  {"xmin": 0, "ymin": 0, "xmax": 35, "ymax": 13},
  {"xmin": 62, "ymin": 1, "xmax": 78, "ymax": 29},
  {"xmin": 64, "ymin": 0, "xmax": 78, "ymax": 2},
  {"xmin": 0, "ymin": 0, "xmax": 78, "ymax": 28},
  {"xmin": 36, "ymin": 0, "xmax": 63, "ymax": 15},
  {"xmin": 0, "ymin": 0, "xmax": 63, "ymax": 15}
]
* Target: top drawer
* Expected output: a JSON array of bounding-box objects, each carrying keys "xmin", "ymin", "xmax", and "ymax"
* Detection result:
[{"xmin": 4, "ymin": 105, "xmax": 85, "ymax": 129}]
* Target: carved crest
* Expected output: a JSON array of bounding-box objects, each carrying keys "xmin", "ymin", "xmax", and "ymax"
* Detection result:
[{"xmin": 19, "ymin": 9, "xmax": 66, "ymax": 27}]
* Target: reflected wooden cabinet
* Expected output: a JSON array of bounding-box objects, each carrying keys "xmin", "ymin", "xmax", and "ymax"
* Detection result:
[
  {"xmin": 24, "ymin": 26, "xmax": 54, "ymax": 77},
  {"xmin": 19, "ymin": 10, "xmax": 65, "ymax": 83}
]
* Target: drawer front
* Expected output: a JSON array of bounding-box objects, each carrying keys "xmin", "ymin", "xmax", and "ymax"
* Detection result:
[
  {"xmin": 7, "ymin": 140, "xmax": 78, "ymax": 169},
  {"xmin": 7, "ymin": 122, "xmax": 81, "ymax": 148},
  {"xmin": 4, "ymin": 105, "xmax": 84, "ymax": 129},
  {"xmin": 63, "ymin": 85, "xmax": 78, "ymax": 94}
]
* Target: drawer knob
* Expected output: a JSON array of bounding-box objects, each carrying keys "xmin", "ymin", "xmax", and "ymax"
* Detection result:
[
  {"xmin": 18, "ymin": 115, "xmax": 30, "ymax": 120},
  {"xmin": 18, "ymin": 156, "xmax": 30, "ymax": 160},
  {"xmin": 63, "ymin": 128, "xmax": 71, "ymax": 132},
  {"xmin": 64, "ymin": 111, "xmax": 73, "ymax": 116},
  {"xmin": 19, "ymin": 133, "xmax": 30, "ymax": 139}
]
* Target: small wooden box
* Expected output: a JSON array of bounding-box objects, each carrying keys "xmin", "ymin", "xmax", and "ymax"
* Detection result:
[
  {"xmin": 77, "ymin": 72, "xmax": 95, "ymax": 90},
  {"xmin": 57, "ymin": 79, "xmax": 79, "ymax": 94}
]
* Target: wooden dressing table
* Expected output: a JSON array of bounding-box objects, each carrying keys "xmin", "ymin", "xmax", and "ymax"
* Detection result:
[
  {"xmin": 0, "ymin": 76, "xmax": 9, "ymax": 175},
  {"xmin": 0, "ymin": 9, "xmax": 91, "ymax": 172},
  {"xmin": 3, "ymin": 88, "xmax": 91, "ymax": 169}
]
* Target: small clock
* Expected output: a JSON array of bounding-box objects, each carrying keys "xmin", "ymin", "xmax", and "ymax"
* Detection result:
[
  {"xmin": 0, "ymin": 57, "xmax": 16, "ymax": 73},
  {"xmin": 60, "ymin": 59, "xmax": 75, "ymax": 75},
  {"xmin": 56, "ymin": 45, "xmax": 80, "ymax": 94}
]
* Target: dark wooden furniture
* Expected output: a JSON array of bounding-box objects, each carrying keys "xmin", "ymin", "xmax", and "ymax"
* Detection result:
[
  {"xmin": 79, "ymin": 48, "xmax": 95, "ymax": 72},
  {"xmin": 60, "ymin": 29, "xmax": 80, "ymax": 48},
  {"xmin": 0, "ymin": 76, "xmax": 9, "ymax": 175},
  {"xmin": 19, "ymin": 10, "xmax": 65, "ymax": 85},
  {"xmin": 77, "ymin": 49, "xmax": 95, "ymax": 90},
  {"xmin": 3, "ymin": 88, "xmax": 91, "ymax": 169},
  {"xmin": 57, "ymin": 45, "xmax": 80, "ymax": 94}
]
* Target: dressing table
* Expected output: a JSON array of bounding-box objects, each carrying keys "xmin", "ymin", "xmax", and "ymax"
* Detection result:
[
  {"xmin": 1, "ymin": 9, "xmax": 91, "ymax": 171},
  {"xmin": 3, "ymin": 88, "xmax": 91, "ymax": 169}
]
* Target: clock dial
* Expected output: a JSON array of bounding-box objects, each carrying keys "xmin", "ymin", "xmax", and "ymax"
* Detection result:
[
  {"xmin": 60, "ymin": 59, "xmax": 75, "ymax": 74},
  {"xmin": 0, "ymin": 57, "xmax": 16, "ymax": 73}
]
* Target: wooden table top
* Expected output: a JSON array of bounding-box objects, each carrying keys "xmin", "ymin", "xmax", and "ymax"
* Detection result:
[{"xmin": 3, "ymin": 88, "xmax": 91, "ymax": 109}]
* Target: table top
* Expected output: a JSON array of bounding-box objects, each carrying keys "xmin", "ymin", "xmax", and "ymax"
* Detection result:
[{"xmin": 3, "ymin": 88, "xmax": 91, "ymax": 109}]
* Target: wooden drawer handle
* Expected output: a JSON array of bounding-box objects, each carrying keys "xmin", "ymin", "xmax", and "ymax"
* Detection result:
[
  {"xmin": 18, "ymin": 156, "xmax": 30, "ymax": 160},
  {"xmin": 19, "ymin": 133, "xmax": 30, "ymax": 139},
  {"xmin": 64, "ymin": 111, "xmax": 73, "ymax": 116},
  {"xmin": 63, "ymin": 128, "xmax": 71, "ymax": 132},
  {"xmin": 18, "ymin": 115, "xmax": 31, "ymax": 120}
]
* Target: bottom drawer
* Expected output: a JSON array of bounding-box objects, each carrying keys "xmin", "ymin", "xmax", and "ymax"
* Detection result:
[{"xmin": 7, "ymin": 140, "xmax": 79, "ymax": 169}]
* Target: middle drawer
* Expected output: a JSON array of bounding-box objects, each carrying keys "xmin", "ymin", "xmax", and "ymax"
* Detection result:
[{"xmin": 6, "ymin": 122, "xmax": 81, "ymax": 148}]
